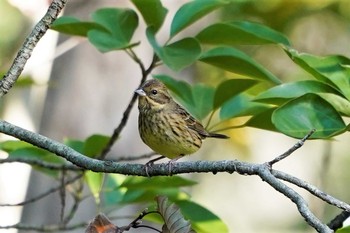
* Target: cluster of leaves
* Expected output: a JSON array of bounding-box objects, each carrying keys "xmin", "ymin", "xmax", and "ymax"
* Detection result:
[{"xmin": 50, "ymin": 0, "xmax": 349, "ymax": 139}]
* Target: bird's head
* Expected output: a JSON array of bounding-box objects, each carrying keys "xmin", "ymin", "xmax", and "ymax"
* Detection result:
[{"xmin": 135, "ymin": 79, "xmax": 171, "ymax": 111}]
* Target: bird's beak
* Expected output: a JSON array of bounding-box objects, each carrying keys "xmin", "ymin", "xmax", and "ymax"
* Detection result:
[{"xmin": 135, "ymin": 88, "xmax": 146, "ymax": 97}]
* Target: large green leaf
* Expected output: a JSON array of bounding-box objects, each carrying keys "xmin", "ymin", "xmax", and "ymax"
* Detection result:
[
  {"xmin": 177, "ymin": 200, "xmax": 228, "ymax": 233},
  {"xmin": 191, "ymin": 84, "xmax": 215, "ymax": 120},
  {"xmin": 50, "ymin": 16, "xmax": 107, "ymax": 37},
  {"xmin": 244, "ymin": 108, "xmax": 277, "ymax": 131},
  {"xmin": 255, "ymin": 80, "xmax": 344, "ymax": 105},
  {"xmin": 170, "ymin": 0, "xmax": 228, "ymax": 37},
  {"xmin": 317, "ymin": 93, "xmax": 350, "ymax": 116},
  {"xmin": 131, "ymin": 0, "xmax": 167, "ymax": 33},
  {"xmin": 272, "ymin": 94, "xmax": 347, "ymax": 139},
  {"xmin": 200, "ymin": 47, "xmax": 281, "ymax": 84},
  {"xmin": 83, "ymin": 134, "xmax": 110, "ymax": 158},
  {"xmin": 284, "ymin": 48, "xmax": 350, "ymax": 100},
  {"xmin": 196, "ymin": 21, "xmax": 290, "ymax": 46},
  {"xmin": 214, "ymin": 79, "xmax": 258, "ymax": 109},
  {"xmin": 220, "ymin": 94, "xmax": 271, "ymax": 120},
  {"xmin": 147, "ymin": 27, "xmax": 201, "ymax": 71},
  {"xmin": 88, "ymin": 8, "xmax": 139, "ymax": 52}
]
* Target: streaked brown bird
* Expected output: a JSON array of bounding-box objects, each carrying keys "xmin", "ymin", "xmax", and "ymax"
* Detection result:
[{"xmin": 135, "ymin": 79, "xmax": 228, "ymax": 173}]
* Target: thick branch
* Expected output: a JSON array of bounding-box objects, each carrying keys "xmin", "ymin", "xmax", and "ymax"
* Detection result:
[{"xmin": 0, "ymin": 0, "xmax": 67, "ymax": 97}]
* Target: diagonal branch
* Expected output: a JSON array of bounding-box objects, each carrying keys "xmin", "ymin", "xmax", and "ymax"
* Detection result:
[
  {"xmin": 0, "ymin": 0, "xmax": 67, "ymax": 97},
  {"xmin": 273, "ymin": 170, "xmax": 350, "ymax": 212}
]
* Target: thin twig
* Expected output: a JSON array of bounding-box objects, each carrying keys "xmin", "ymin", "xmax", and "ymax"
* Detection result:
[
  {"xmin": 0, "ymin": 157, "xmax": 82, "ymax": 170},
  {"xmin": 0, "ymin": 0, "xmax": 67, "ymax": 97},
  {"xmin": 99, "ymin": 54, "xmax": 159, "ymax": 159},
  {"xmin": 327, "ymin": 210, "xmax": 350, "ymax": 231},
  {"xmin": 0, "ymin": 173, "xmax": 82, "ymax": 207},
  {"xmin": 268, "ymin": 129, "xmax": 316, "ymax": 166}
]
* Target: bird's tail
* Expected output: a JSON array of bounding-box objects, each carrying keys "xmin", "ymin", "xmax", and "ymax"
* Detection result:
[{"xmin": 208, "ymin": 132, "xmax": 229, "ymax": 139}]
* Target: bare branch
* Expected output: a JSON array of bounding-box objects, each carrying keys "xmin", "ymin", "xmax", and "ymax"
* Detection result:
[
  {"xmin": 0, "ymin": 0, "xmax": 67, "ymax": 97},
  {"xmin": 273, "ymin": 170, "xmax": 350, "ymax": 212},
  {"xmin": 0, "ymin": 174, "xmax": 82, "ymax": 207},
  {"xmin": 0, "ymin": 157, "xmax": 81, "ymax": 170},
  {"xmin": 268, "ymin": 129, "xmax": 315, "ymax": 166}
]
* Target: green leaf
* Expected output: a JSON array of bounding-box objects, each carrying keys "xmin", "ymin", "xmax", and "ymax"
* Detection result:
[
  {"xmin": 121, "ymin": 176, "xmax": 197, "ymax": 190},
  {"xmin": 317, "ymin": 93, "xmax": 350, "ymax": 116},
  {"xmin": 170, "ymin": 0, "xmax": 228, "ymax": 37},
  {"xmin": 85, "ymin": 171, "xmax": 104, "ymax": 204},
  {"xmin": 8, "ymin": 147, "xmax": 65, "ymax": 177},
  {"xmin": 196, "ymin": 21, "xmax": 290, "ymax": 46},
  {"xmin": 214, "ymin": 79, "xmax": 258, "ymax": 109},
  {"xmin": 147, "ymin": 27, "xmax": 201, "ymax": 71},
  {"xmin": 121, "ymin": 188, "xmax": 184, "ymax": 204},
  {"xmin": 191, "ymin": 84, "xmax": 215, "ymax": 120},
  {"xmin": 83, "ymin": 134, "xmax": 110, "ymax": 158},
  {"xmin": 0, "ymin": 140, "xmax": 33, "ymax": 153},
  {"xmin": 255, "ymin": 80, "xmax": 344, "ymax": 105},
  {"xmin": 154, "ymin": 75, "xmax": 194, "ymax": 107},
  {"xmin": 200, "ymin": 47, "xmax": 281, "ymax": 84},
  {"xmin": 337, "ymin": 225, "xmax": 350, "ymax": 233},
  {"xmin": 220, "ymin": 94, "xmax": 271, "ymax": 120},
  {"xmin": 63, "ymin": 138, "xmax": 84, "ymax": 153},
  {"xmin": 284, "ymin": 48, "xmax": 350, "ymax": 100},
  {"xmin": 131, "ymin": 0, "xmax": 167, "ymax": 32},
  {"xmin": 88, "ymin": 8, "xmax": 139, "ymax": 52},
  {"xmin": 177, "ymin": 200, "xmax": 228, "ymax": 233},
  {"xmin": 50, "ymin": 16, "xmax": 107, "ymax": 37},
  {"xmin": 244, "ymin": 108, "xmax": 277, "ymax": 131},
  {"xmin": 102, "ymin": 174, "xmax": 125, "ymax": 209},
  {"xmin": 272, "ymin": 94, "xmax": 346, "ymax": 139}
]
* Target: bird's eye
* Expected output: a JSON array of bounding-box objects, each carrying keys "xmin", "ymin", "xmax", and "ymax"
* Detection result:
[{"xmin": 151, "ymin": 89, "xmax": 158, "ymax": 95}]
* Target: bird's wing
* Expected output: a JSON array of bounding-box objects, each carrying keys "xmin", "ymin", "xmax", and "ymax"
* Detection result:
[{"xmin": 176, "ymin": 105, "xmax": 209, "ymax": 138}]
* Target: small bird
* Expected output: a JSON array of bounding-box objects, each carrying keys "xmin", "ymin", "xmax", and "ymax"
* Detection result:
[{"xmin": 135, "ymin": 79, "xmax": 228, "ymax": 174}]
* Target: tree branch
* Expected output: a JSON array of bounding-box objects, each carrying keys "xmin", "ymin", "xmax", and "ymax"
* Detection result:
[
  {"xmin": 273, "ymin": 170, "xmax": 350, "ymax": 212},
  {"xmin": 0, "ymin": 120, "xmax": 346, "ymax": 232},
  {"xmin": 0, "ymin": 0, "xmax": 67, "ymax": 97}
]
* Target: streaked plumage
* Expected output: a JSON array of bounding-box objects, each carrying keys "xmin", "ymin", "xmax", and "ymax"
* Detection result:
[{"xmin": 135, "ymin": 79, "xmax": 228, "ymax": 164}]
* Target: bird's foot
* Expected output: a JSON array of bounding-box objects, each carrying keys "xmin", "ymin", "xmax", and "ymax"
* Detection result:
[
  {"xmin": 145, "ymin": 155, "xmax": 165, "ymax": 177},
  {"xmin": 167, "ymin": 156, "xmax": 182, "ymax": 176}
]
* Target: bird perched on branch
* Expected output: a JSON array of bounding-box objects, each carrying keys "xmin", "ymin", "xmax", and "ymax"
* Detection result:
[{"xmin": 135, "ymin": 79, "xmax": 228, "ymax": 174}]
